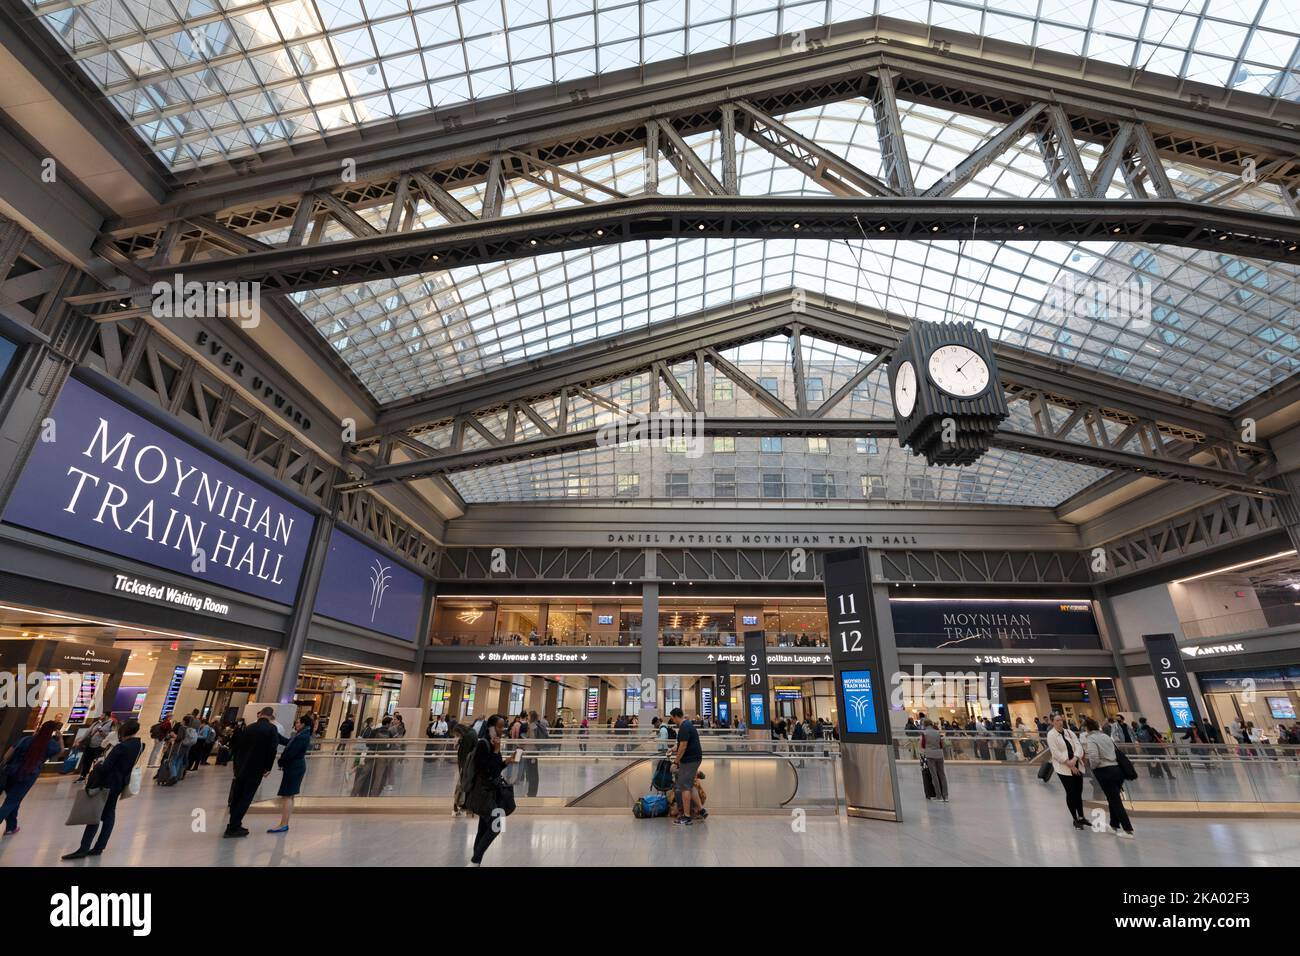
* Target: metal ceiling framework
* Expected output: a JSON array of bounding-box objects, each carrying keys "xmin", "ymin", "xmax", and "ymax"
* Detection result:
[
  {"xmin": 337, "ymin": 290, "xmax": 1276, "ymax": 497},
  {"xmin": 82, "ymin": 36, "xmax": 1300, "ymax": 301}
]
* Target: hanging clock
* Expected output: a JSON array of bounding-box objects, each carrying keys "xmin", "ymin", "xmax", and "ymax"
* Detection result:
[{"xmin": 888, "ymin": 321, "xmax": 1008, "ymax": 466}]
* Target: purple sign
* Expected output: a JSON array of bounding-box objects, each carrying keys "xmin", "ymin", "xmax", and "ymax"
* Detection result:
[
  {"xmin": 313, "ymin": 528, "xmax": 425, "ymax": 642},
  {"xmin": 3, "ymin": 378, "xmax": 311, "ymax": 604}
]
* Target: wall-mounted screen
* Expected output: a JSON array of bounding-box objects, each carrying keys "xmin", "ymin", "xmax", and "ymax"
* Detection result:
[
  {"xmin": 741, "ymin": 615, "xmax": 759, "ymax": 626},
  {"xmin": 596, "ymin": 614, "xmax": 614, "ymax": 625},
  {"xmin": 1268, "ymin": 697, "xmax": 1296, "ymax": 720},
  {"xmin": 840, "ymin": 669, "xmax": 879, "ymax": 735}
]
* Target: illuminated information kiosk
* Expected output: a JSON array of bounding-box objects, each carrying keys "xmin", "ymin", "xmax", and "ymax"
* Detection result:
[{"xmin": 822, "ymin": 548, "xmax": 901, "ymax": 821}]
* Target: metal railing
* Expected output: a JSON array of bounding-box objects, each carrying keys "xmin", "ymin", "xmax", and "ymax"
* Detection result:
[{"xmin": 289, "ymin": 736, "xmax": 840, "ymax": 811}]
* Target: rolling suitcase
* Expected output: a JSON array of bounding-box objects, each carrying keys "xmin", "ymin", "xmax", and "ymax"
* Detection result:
[{"xmin": 920, "ymin": 757, "xmax": 936, "ymax": 800}]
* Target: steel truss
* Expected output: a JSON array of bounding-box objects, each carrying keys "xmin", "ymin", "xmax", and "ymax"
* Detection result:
[
  {"xmin": 1093, "ymin": 493, "xmax": 1287, "ymax": 581},
  {"xmin": 340, "ymin": 291, "xmax": 1274, "ymax": 497},
  {"xmin": 437, "ymin": 546, "xmax": 647, "ymax": 582},
  {"xmin": 81, "ymin": 313, "xmax": 442, "ymax": 572},
  {"xmin": 433, "ymin": 545, "xmax": 1087, "ymax": 585},
  {"xmin": 876, "ymin": 549, "xmax": 1093, "ymax": 585},
  {"xmin": 89, "ymin": 39, "xmax": 1300, "ymax": 297}
]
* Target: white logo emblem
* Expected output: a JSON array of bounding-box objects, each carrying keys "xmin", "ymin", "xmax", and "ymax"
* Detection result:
[
  {"xmin": 849, "ymin": 695, "xmax": 870, "ymax": 723},
  {"xmin": 367, "ymin": 559, "xmax": 392, "ymax": 622}
]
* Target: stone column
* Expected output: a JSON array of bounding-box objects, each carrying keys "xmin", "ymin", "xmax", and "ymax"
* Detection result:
[
  {"xmin": 472, "ymin": 676, "xmax": 493, "ymax": 721},
  {"xmin": 639, "ymin": 574, "xmax": 660, "ymax": 729}
]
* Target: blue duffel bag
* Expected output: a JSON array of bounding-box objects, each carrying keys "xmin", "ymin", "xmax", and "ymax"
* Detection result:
[{"xmin": 633, "ymin": 792, "xmax": 669, "ymax": 818}]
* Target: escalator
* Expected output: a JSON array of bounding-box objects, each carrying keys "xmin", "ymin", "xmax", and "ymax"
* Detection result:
[{"xmin": 566, "ymin": 749, "xmax": 801, "ymax": 809}]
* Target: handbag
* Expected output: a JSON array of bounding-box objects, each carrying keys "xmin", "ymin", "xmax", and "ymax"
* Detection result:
[
  {"xmin": 1037, "ymin": 759, "xmax": 1054, "ymax": 782},
  {"xmin": 121, "ymin": 766, "xmax": 144, "ymax": 800},
  {"xmin": 1115, "ymin": 749, "xmax": 1139, "ymax": 782},
  {"xmin": 65, "ymin": 785, "xmax": 109, "ymax": 826},
  {"xmin": 492, "ymin": 776, "xmax": 517, "ymax": 817}
]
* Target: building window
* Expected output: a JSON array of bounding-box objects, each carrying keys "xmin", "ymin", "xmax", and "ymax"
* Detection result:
[
  {"xmin": 907, "ymin": 475, "xmax": 934, "ymax": 500},
  {"xmin": 666, "ymin": 473, "xmax": 690, "ymax": 497},
  {"xmin": 714, "ymin": 471, "xmax": 736, "ymax": 497},
  {"xmin": 807, "ymin": 437, "xmax": 829, "ymax": 454},
  {"xmin": 861, "ymin": 474, "xmax": 886, "ymax": 498},
  {"xmin": 565, "ymin": 474, "xmax": 591, "ymax": 497},
  {"xmin": 762, "ymin": 472, "xmax": 784, "ymax": 498},
  {"xmin": 616, "ymin": 474, "xmax": 640, "ymax": 497},
  {"xmin": 619, "ymin": 440, "xmax": 641, "ymax": 454},
  {"xmin": 852, "ymin": 383, "xmax": 872, "ymax": 402},
  {"xmin": 805, "ymin": 377, "xmax": 824, "ymax": 403},
  {"xmin": 855, "ymin": 437, "xmax": 879, "ymax": 454},
  {"xmin": 667, "ymin": 436, "xmax": 691, "ymax": 454},
  {"xmin": 712, "ymin": 436, "xmax": 735, "ymax": 453},
  {"xmin": 713, "ymin": 378, "xmax": 734, "ymax": 401},
  {"xmin": 759, "ymin": 376, "xmax": 779, "ymax": 396},
  {"xmin": 760, "ymin": 436, "xmax": 782, "ymax": 453},
  {"xmin": 811, "ymin": 473, "xmax": 836, "ymax": 498}
]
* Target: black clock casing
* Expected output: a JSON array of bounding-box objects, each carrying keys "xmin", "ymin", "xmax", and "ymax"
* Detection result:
[{"xmin": 888, "ymin": 320, "xmax": 1009, "ymax": 466}]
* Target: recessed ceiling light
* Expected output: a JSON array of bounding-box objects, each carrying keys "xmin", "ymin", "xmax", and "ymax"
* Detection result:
[
  {"xmin": 877, "ymin": 224, "xmax": 887, "ymax": 232},
  {"xmin": 792, "ymin": 222, "xmax": 801, "ymax": 230}
]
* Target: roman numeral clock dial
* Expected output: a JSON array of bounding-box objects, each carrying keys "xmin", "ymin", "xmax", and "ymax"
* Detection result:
[{"xmin": 888, "ymin": 321, "xmax": 1009, "ymax": 466}]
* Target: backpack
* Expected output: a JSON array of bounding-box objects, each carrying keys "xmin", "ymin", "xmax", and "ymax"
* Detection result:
[
  {"xmin": 651, "ymin": 758, "xmax": 675, "ymax": 792},
  {"xmin": 531, "ymin": 721, "xmax": 549, "ymax": 740}
]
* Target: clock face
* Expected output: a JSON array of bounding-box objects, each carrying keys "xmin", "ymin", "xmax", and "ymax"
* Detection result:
[
  {"xmin": 927, "ymin": 344, "xmax": 991, "ymax": 398},
  {"xmin": 893, "ymin": 360, "xmax": 917, "ymax": 418}
]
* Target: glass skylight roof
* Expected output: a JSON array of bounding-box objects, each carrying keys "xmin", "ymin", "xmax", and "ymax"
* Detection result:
[
  {"xmin": 26, "ymin": 0, "xmax": 1300, "ymax": 170},
  {"xmin": 292, "ymin": 95, "xmax": 1300, "ymax": 409}
]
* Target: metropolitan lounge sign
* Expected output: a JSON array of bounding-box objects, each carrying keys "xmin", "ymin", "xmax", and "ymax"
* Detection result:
[{"xmin": 3, "ymin": 378, "xmax": 311, "ymax": 604}]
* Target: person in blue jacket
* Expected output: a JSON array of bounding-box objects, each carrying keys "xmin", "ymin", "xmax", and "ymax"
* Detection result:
[
  {"xmin": 268, "ymin": 713, "xmax": 315, "ymax": 834},
  {"xmin": 0, "ymin": 719, "xmax": 65, "ymax": 835}
]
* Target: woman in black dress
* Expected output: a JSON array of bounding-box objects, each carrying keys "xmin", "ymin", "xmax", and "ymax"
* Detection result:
[{"xmin": 268, "ymin": 713, "xmax": 314, "ymax": 834}]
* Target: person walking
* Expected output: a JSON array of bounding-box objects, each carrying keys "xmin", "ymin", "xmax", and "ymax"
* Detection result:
[
  {"xmin": 524, "ymin": 710, "xmax": 549, "ymax": 798},
  {"xmin": 62, "ymin": 719, "xmax": 145, "ymax": 859},
  {"xmin": 336, "ymin": 713, "xmax": 355, "ymax": 754},
  {"xmin": 1046, "ymin": 714, "xmax": 1088, "ymax": 830},
  {"xmin": 919, "ymin": 719, "xmax": 948, "ymax": 801},
  {"xmin": 267, "ymin": 713, "xmax": 314, "ymax": 834},
  {"xmin": 451, "ymin": 721, "xmax": 478, "ymax": 815},
  {"xmin": 466, "ymin": 715, "xmax": 521, "ymax": 865},
  {"xmin": 1082, "ymin": 717, "xmax": 1134, "ymax": 839},
  {"xmin": 224, "ymin": 707, "xmax": 286, "ymax": 838},
  {"xmin": 0, "ymin": 719, "xmax": 65, "ymax": 835},
  {"xmin": 76, "ymin": 715, "xmax": 112, "ymax": 781}
]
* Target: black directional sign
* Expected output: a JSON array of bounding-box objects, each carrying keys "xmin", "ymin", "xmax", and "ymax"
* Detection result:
[{"xmin": 822, "ymin": 549, "xmax": 891, "ymax": 745}]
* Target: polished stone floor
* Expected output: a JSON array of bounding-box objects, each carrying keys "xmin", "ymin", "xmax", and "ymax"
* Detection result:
[{"xmin": 4, "ymin": 762, "xmax": 1299, "ymax": 867}]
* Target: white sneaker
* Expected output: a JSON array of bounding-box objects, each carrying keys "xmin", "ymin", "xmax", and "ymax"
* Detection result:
[{"xmin": 1116, "ymin": 830, "xmax": 1136, "ymax": 840}]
